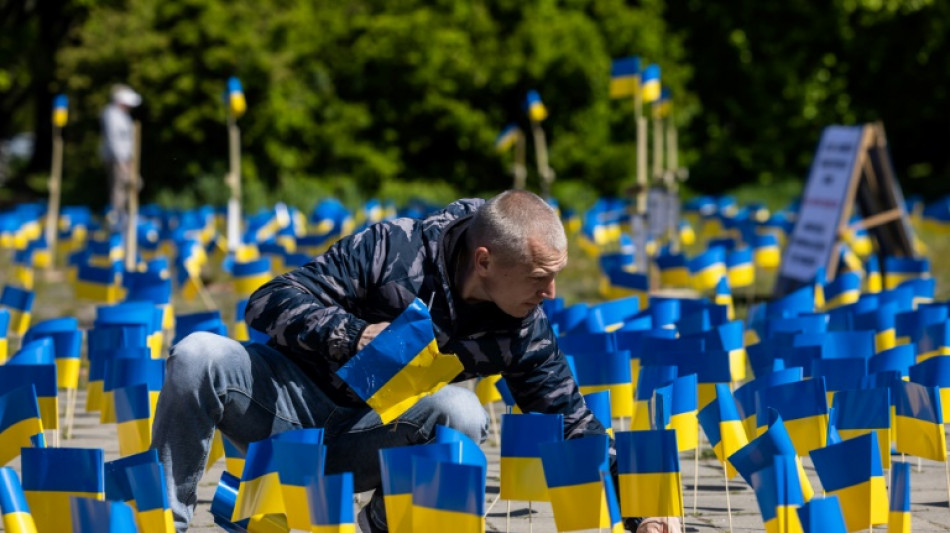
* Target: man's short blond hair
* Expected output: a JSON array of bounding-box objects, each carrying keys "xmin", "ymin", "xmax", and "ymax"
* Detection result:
[{"xmin": 468, "ymin": 190, "xmax": 566, "ymax": 264}]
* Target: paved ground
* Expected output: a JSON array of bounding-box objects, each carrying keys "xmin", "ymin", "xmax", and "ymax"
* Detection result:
[{"xmin": 8, "ymin": 389, "xmax": 950, "ymax": 532}]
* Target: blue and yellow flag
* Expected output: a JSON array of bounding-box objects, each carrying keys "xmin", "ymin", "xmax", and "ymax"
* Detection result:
[
  {"xmin": 494, "ymin": 124, "xmax": 521, "ymax": 153},
  {"xmin": 657, "ymin": 373, "xmax": 698, "ymax": 452},
  {"xmin": 795, "ymin": 496, "xmax": 847, "ymax": 533},
  {"xmin": 714, "ymin": 276, "xmax": 734, "ymax": 321},
  {"xmin": 124, "ymin": 460, "xmax": 175, "ymax": 533},
  {"xmin": 24, "ymin": 318, "xmax": 82, "ymax": 390},
  {"xmin": 752, "ymin": 233, "xmax": 781, "ymax": 270},
  {"xmin": 883, "ymin": 256, "xmax": 930, "ymax": 290},
  {"xmin": 655, "ymin": 250, "xmax": 690, "ymax": 288},
  {"xmin": 727, "ymin": 246, "xmax": 755, "ymax": 288},
  {"xmin": 104, "ymin": 449, "xmax": 159, "ymax": 510},
  {"xmin": 584, "ymin": 390, "xmax": 613, "ymax": 437},
  {"xmin": 114, "ymin": 383, "xmax": 154, "ymax": 457},
  {"xmin": 893, "ymin": 380, "xmax": 947, "ymax": 462},
  {"xmin": 337, "ymin": 298, "xmax": 463, "ymax": 423},
  {"xmin": 0, "ymin": 365, "xmax": 57, "ymax": 433},
  {"xmin": 831, "ymin": 388, "xmax": 891, "ymax": 469},
  {"xmin": 0, "ymin": 385, "xmax": 45, "ymax": 466},
  {"xmin": 689, "ymin": 246, "xmax": 727, "ymax": 292},
  {"xmin": 748, "ymin": 454, "xmax": 804, "ymax": 533},
  {"xmin": 697, "ymin": 383, "xmax": 748, "ymax": 479},
  {"xmin": 888, "ymin": 461, "xmax": 911, "ymax": 533},
  {"xmin": 411, "ymin": 457, "xmax": 484, "ymax": 532},
  {"xmin": 917, "ymin": 321, "xmax": 950, "ymax": 362},
  {"xmin": 305, "ymin": 472, "xmax": 353, "ymax": 533},
  {"xmin": 610, "ymin": 56, "xmax": 641, "ymax": 99},
  {"xmin": 809, "ymin": 432, "xmax": 887, "ymax": 531},
  {"xmin": 632, "ymin": 365, "xmax": 678, "ymax": 430},
  {"xmin": 823, "ymin": 271, "xmax": 861, "ymax": 310},
  {"xmin": 865, "ymin": 255, "xmax": 882, "ymax": 293},
  {"xmin": 69, "ymin": 497, "xmax": 137, "ymax": 533},
  {"xmin": 101, "ymin": 356, "xmax": 164, "ymax": 425},
  {"xmin": 539, "ymin": 434, "xmax": 622, "ymax": 532},
  {"xmin": 52, "ymin": 94, "xmax": 68, "ymax": 127},
  {"xmin": 499, "ymin": 413, "xmax": 562, "ymax": 502},
  {"xmin": 616, "ymin": 429, "xmax": 683, "ymax": 518},
  {"xmin": 227, "ymin": 77, "xmax": 246, "ymax": 118},
  {"xmin": 0, "ymin": 467, "xmax": 37, "ymax": 533},
  {"xmin": 730, "ymin": 411, "xmax": 815, "ymax": 502},
  {"xmin": 755, "ymin": 377, "xmax": 828, "ymax": 455},
  {"xmin": 74, "ymin": 264, "xmax": 122, "ymax": 304},
  {"xmin": 573, "ymin": 350, "xmax": 634, "ymax": 418},
  {"xmin": 380, "ymin": 442, "xmax": 461, "ymax": 533},
  {"xmin": 910, "ymin": 356, "xmax": 950, "ymax": 423},
  {"xmin": 22, "ymin": 447, "xmax": 104, "ymax": 532},
  {"xmin": 524, "ymin": 90, "xmax": 548, "ymax": 122},
  {"xmin": 1, "ymin": 286, "xmax": 34, "ymax": 337},
  {"xmin": 232, "ymin": 258, "xmax": 272, "ymax": 298},
  {"xmin": 641, "ymin": 64, "xmax": 661, "ymax": 104}
]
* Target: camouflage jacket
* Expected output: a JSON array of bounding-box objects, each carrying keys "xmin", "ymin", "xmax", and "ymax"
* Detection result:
[{"xmin": 245, "ymin": 199, "xmax": 605, "ymax": 439}]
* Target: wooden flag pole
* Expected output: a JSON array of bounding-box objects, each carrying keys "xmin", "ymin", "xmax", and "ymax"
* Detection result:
[
  {"xmin": 693, "ymin": 445, "xmax": 699, "ymax": 515},
  {"xmin": 45, "ymin": 125, "xmax": 64, "ymax": 263},
  {"xmin": 724, "ymin": 466, "xmax": 734, "ymax": 533},
  {"xmin": 124, "ymin": 121, "xmax": 142, "ymax": 272},
  {"xmin": 64, "ymin": 387, "xmax": 77, "ymax": 439},
  {"xmin": 487, "ymin": 401, "xmax": 500, "ymax": 446},
  {"xmin": 529, "ymin": 500, "xmax": 534, "ymax": 533},
  {"xmin": 945, "ymin": 454, "xmax": 950, "ymax": 512},
  {"xmin": 529, "ymin": 121, "xmax": 554, "ymax": 199},
  {"xmin": 506, "ymin": 500, "xmax": 511, "ymax": 533}
]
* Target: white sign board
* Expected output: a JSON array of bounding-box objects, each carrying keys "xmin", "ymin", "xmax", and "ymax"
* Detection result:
[{"xmin": 778, "ymin": 126, "xmax": 864, "ymax": 284}]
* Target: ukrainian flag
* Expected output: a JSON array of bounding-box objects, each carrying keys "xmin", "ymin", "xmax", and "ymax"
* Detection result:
[
  {"xmin": 21, "ymin": 447, "xmax": 104, "ymax": 532},
  {"xmin": 232, "ymin": 258, "xmax": 272, "ymax": 298},
  {"xmin": 616, "ymin": 429, "xmax": 683, "ymax": 518},
  {"xmin": 663, "ymin": 374, "xmax": 699, "ymax": 452},
  {"xmin": 854, "ymin": 302, "xmax": 898, "ymax": 353},
  {"xmin": 0, "ymin": 467, "xmax": 37, "ymax": 533},
  {"xmin": 411, "ymin": 457, "xmax": 484, "ymax": 532},
  {"xmin": 727, "ymin": 247, "xmax": 755, "ymax": 288},
  {"xmin": 893, "ymin": 380, "xmax": 947, "ymax": 462},
  {"xmin": 632, "ymin": 365, "xmax": 678, "ymax": 430},
  {"xmin": 868, "ymin": 344, "xmax": 915, "ymax": 378},
  {"xmin": 494, "ymin": 124, "xmax": 521, "ymax": 153},
  {"xmin": 888, "ymin": 461, "xmax": 911, "ymax": 533},
  {"xmin": 697, "ymin": 383, "xmax": 748, "ymax": 479},
  {"xmin": 679, "ymin": 219, "xmax": 696, "ymax": 246},
  {"xmin": 715, "ymin": 276, "xmax": 734, "ymax": 321},
  {"xmin": 809, "ymin": 432, "xmax": 887, "ymax": 531},
  {"xmin": 883, "ymin": 256, "xmax": 930, "ymax": 290},
  {"xmin": 573, "ymin": 350, "xmax": 634, "ymax": 418},
  {"xmin": 830, "ymin": 388, "xmax": 890, "ymax": 469},
  {"xmin": 755, "ymin": 377, "xmax": 828, "ymax": 455},
  {"xmin": 610, "ymin": 56, "xmax": 641, "ymax": 99},
  {"xmin": 124, "ymin": 461, "xmax": 175, "ymax": 533},
  {"xmin": 306, "ymin": 472, "xmax": 354, "ymax": 533},
  {"xmin": 13, "ymin": 248, "xmax": 34, "ymax": 290},
  {"xmin": 753, "ymin": 233, "xmax": 781, "ymax": 270},
  {"xmin": 227, "ymin": 77, "xmax": 246, "ymax": 118},
  {"xmin": 0, "ymin": 386, "xmax": 45, "ymax": 466},
  {"xmin": 822, "ymin": 272, "xmax": 861, "ymax": 310},
  {"xmin": 336, "ymin": 299, "xmax": 463, "ymax": 424},
  {"xmin": 114, "ymin": 384, "xmax": 154, "ymax": 457},
  {"xmin": 730, "ymin": 411, "xmax": 816, "ymax": 502},
  {"xmin": 917, "ymin": 321, "xmax": 950, "ymax": 362},
  {"xmin": 1, "ymin": 286, "xmax": 34, "ymax": 337},
  {"xmin": 748, "ymin": 454, "xmax": 804, "ymax": 533},
  {"xmin": 795, "ymin": 496, "xmax": 847, "ymax": 533},
  {"xmin": 222, "ymin": 435, "xmax": 246, "ymax": 478},
  {"xmin": 641, "ymin": 64, "xmax": 661, "ymax": 104},
  {"xmin": 379, "ymin": 442, "xmax": 461, "ymax": 533},
  {"xmin": 600, "ymin": 268, "xmax": 649, "ymax": 306},
  {"xmin": 0, "ymin": 310, "xmax": 7, "ymax": 363},
  {"xmin": 499, "ymin": 413, "xmax": 562, "ymax": 502},
  {"xmin": 655, "ymin": 251, "xmax": 690, "ymax": 288},
  {"xmin": 69, "ymin": 498, "xmax": 137, "ymax": 533},
  {"xmin": 865, "ymin": 255, "xmax": 882, "ymax": 293},
  {"xmin": 104, "ymin": 449, "xmax": 159, "ymax": 506},
  {"xmin": 101, "ymin": 356, "xmax": 164, "ymax": 425},
  {"xmin": 74, "ymin": 264, "xmax": 122, "ymax": 304},
  {"xmin": 51, "ymin": 94, "xmax": 68, "ymax": 127},
  {"xmin": 524, "ymin": 90, "xmax": 548, "ymax": 122},
  {"xmin": 0, "ymin": 365, "xmax": 57, "ymax": 433},
  {"xmin": 909, "ymin": 356, "xmax": 950, "ymax": 423},
  {"xmin": 24, "ymin": 318, "xmax": 83, "ymax": 390},
  {"xmin": 688, "ymin": 246, "xmax": 727, "ymax": 292},
  {"xmin": 538, "ymin": 434, "xmax": 621, "ymax": 532}
]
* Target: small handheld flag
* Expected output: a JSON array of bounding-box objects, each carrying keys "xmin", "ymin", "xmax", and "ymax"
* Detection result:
[
  {"xmin": 227, "ymin": 77, "xmax": 246, "ymax": 118},
  {"xmin": 336, "ymin": 298, "xmax": 463, "ymax": 423}
]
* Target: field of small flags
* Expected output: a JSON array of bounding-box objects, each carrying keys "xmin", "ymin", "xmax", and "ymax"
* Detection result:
[{"xmin": 0, "ymin": 192, "xmax": 949, "ymax": 531}]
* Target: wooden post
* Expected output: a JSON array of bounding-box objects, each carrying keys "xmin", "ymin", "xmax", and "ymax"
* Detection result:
[
  {"xmin": 530, "ymin": 121, "xmax": 554, "ymax": 198},
  {"xmin": 633, "ymin": 91, "xmax": 649, "ymax": 273},
  {"xmin": 226, "ymin": 114, "xmax": 242, "ymax": 252},
  {"xmin": 124, "ymin": 121, "xmax": 141, "ymax": 272},
  {"xmin": 45, "ymin": 125, "xmax": 64, "ymax": 262}
]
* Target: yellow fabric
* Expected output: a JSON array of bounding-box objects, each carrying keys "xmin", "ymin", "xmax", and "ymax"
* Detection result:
[
  {"xmin": 117, "ymin": 418, "xmax": 152, "ymax": 457},
  {"xmin": 475, "ymin": 375, "xmax": 502, "ymax": 405},
  {"xmin": 579, "ymin": 383, "xmax": 634, "ymax": 418},
  {"xmin": 548, "ymin": 481, "xmax": 618, "ymax": 532},
  {"xmin": 383, "ymin": 493, "xmax": 412, "ymax": 533},
  {"xmin": 668, "ymin": 411, "xmax": 698, "ymax": 452},
  {"xmin": 875, "ymin": 329, "xmax": 896, "ymax": 353},
  {"xmin": 410, "ymin": 505, "xmax": 484, "ymax": 533},
  {"xmin": 888, "ymin": 510, "xmax": 911, "ymax": 533},
  {"xmin": 618, "ymin": 472, "xmax": 683, "ymax": 518},
  {"xmin": 364, "ymin": 341, "xmax": 464, "ymax": 424},
  {"xmin": 233, "ymin": 472, "xmax": 284, "ymax": 521},
  {"xmin": 280, "ymin": 484, "xmax": 311, "ymax": 531},
  {"xmin": 781, "ymin": 415, "xmax": 827, "ymax": 456},
  {"xmin": 828, "ymin": 477, "xmax": 887, "ymax": 531},
  {"xmin": 86, "ymin": 381, "xmax": 103, "ymax": 412},
  {"xmin": 895, "ymin": 414, "xmax": 948, "ymax": 462},
  {"xmin": 763, "ymin": 507, "xmax": 804, "ymax": 533},
  {"xmin": 693, "ymin": 265, "xmax": 727, "ymax": 292},
  {"xmin": 0, "ymin": 417, "xmax": 45, "ymax": 465},
  {"xmin": 499, "ymin": 457, "xmax": 549, "ymax": 502},
  {"xmin": 729, "ymin": 348, "xmax": 748, "ymax": 382},
  {"xmin": 136, "ymin": 508, "xmax": 175, "ymax": 533},
  {"xmin": 24, "ymin": 490, "xmax": 102, "ymax": 533},
  {"xmin": 206, "ymin": 431, "xmax": 224, "ymax": 473},
  {"xmin": 37, "ymin": 397, "xmax": 57, "ymax": 432},
  {"xmin": 2, "ymin": 511, "xmax": 37, "ymax": 533},
  {"xmin": 312, "ymin": 524, "xmax": 355, "ymax": 533},
  {"xmin": 54, "ymin": 358, "xmax": 80, "ymax": 390}
]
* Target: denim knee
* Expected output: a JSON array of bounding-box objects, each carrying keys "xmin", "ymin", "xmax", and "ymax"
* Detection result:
[
  {"xmin": 165, "ymin": 332, "xmax": 245, "ymax": 392},
  {"xmin": 429, "ymin": 386, "xmax": 489, "ymax": 444}
]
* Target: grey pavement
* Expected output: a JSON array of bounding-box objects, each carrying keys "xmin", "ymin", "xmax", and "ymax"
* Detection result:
[{"xmin": 9, "ymin": 390, "xmax": 950, "ymax": 532}]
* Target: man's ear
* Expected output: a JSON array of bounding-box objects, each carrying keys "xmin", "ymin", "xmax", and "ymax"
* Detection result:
[{"xmin": 473, "ymin": 246, "xmax": 491, "ymax": 276}]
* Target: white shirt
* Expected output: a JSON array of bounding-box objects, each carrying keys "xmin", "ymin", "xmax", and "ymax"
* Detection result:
[{"xmin": 100, "ymin": 103, "xmax": 133, "ymax": 163}]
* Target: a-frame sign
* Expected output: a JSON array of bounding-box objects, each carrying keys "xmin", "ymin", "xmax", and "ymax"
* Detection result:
[{"xmin": 773, "ymin": 123, "xmax": 916, "ymax": 297}]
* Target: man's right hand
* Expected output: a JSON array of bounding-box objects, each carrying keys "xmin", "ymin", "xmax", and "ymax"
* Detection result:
[{"xmin": 357, "ymin": 322, "xmax": 391, "ymax": 351}]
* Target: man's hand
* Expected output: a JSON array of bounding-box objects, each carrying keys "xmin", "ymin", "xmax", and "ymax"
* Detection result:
[
  {"xmin": 357, "ymin": 322, "xmax": 391, "ymax": 351},
  {"xmin": 636, "ymin": 517, "xmax": 683, "ymax": 533}
]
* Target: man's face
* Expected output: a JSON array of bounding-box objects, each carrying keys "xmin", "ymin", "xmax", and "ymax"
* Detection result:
[{"xmin": 481, "ymin": 239, "xmax": 567, "ymax": 318}]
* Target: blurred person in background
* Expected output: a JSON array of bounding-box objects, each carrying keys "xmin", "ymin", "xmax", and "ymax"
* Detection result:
[{"xmin": 100, "ymin": 83, "xmax": 141, "ymax": 231}]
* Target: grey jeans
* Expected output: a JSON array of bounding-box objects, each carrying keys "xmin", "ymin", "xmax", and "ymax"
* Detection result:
[{"xmin": 151, "ymin": 332, "xmax": 489, "ymax": 532}]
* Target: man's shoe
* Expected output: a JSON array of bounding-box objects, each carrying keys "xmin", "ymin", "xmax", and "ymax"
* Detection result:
[{"xmin": 357, "ymin": 504, "xmax": 387, "ymax": 533}]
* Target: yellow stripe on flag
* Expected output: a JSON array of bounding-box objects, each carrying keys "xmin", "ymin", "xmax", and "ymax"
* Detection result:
[
  {"xmin": 233, "ymin": 472, "xmax": 284, "ymax": 521},
  {"xmin": 618, "ymin": 472, "xmax": 683, "ymax": 518},
  {"xmin": 827, "ymin": 477, "xmax": 887, "ymax": 531},
  {"xmin": 579, "ymin": 383, "xmax": 634, "ymax": 418},
  {"xmin": 136, "ymin": 507, "xmax": 175, "ymax": 533},
  {"xmin": 24, "ymin": 490, "xmax": 102, "ymax": 532},
  {"xmin": 0, "ymin": 417, "xmax": 44, "ymax": 465},
  {"xmin": 499, "ymin": 457, "xmax": 549, "ymax": 502},
  {"xmin": 411, "ymin": 505, "xmax": 484, "ymax": 532},
  {"xmin": 548, "ymin": 481, "xmax": 616, "ymax": 531},
  {"xmin": 383, "ymin": 493, "xmax": 412, "ymax": 533},
  {"xmin": 3, "ymin": 511, "xmax": 37, "ymax": 533}
]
